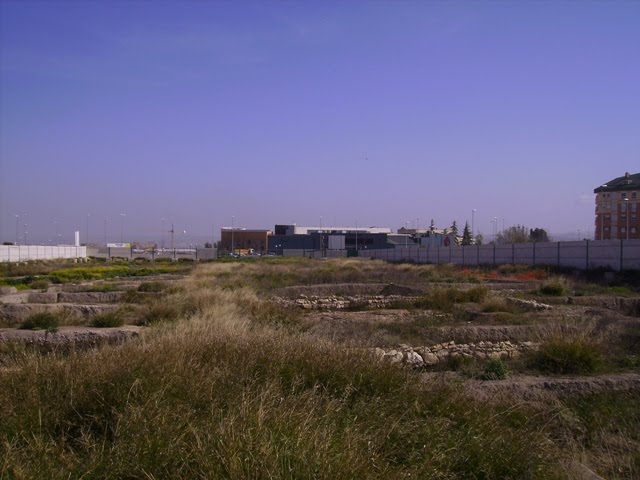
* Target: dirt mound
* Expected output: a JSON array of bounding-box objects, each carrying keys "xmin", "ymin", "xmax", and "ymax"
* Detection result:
[
  {"xmin": 0, "ymin": 303, "xmax": 120, "ymax": 327},
  {"xmin": 379, "ymin": 283, "xmax": 423, "ymax": 296},
  {"xmin": 272, "ymin": 283, "xmax": 389, "ymax": 299},
  {"xmin": 0, "ymin": 325, "xmax": 142, "ymax": 352},
  {"xmin": 465, "ymin": 373, "xmax": 640, "ymax": 400}
]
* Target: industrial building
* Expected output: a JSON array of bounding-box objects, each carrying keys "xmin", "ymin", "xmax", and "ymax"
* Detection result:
[
  {"xmin": 220, "ymin": 228, "xmax": 271, "ymax": 254},
  {"xmin": 268, "ymin": 225, "xmax": 395, "ymax": 255},
  {"xmin": 594, "ymin": 172, "xmax": 639, "ymax": 240}
]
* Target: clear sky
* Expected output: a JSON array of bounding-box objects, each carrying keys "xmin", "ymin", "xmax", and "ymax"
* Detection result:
[{"xmin": 1, "ymin": 1, "xmax": 639, "ymax": 245}]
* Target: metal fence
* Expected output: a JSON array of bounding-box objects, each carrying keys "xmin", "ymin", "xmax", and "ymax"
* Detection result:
[
  {"xmin": 357, "ymin": 240, "xmax": 640, "ymax": 271},
  {"xmin": 86, "ymin": 247, "xmax": 218, "ymax": 261}
]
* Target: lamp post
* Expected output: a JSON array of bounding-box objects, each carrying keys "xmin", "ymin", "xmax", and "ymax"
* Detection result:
[
  {"xmin": 599, "ymin": 184, "xmax": 608, "ymax": 240},
  {"xmin": 161, "ymin": 218, "xmax": 166, "ymax": 251},
  {"xmin": 104, "ymin": 218, "xmax": 108, "ymax": 245},
  {"xmin": 119, "ymin": 213, "xmax": 126, "ymax": 243},
  {"xmin": 624, "ymin": 197, "xmax": 630, "ymax": 240},
  {"xmin": 405, "ymin": 221, "xmax": 409, "ymax": 248},
  {"xmin": 23, "ymin": 224, "xmax": 28, "ymax": 245},
  {"xmin": 355, "ymin": 218, "xmax": 358, "ymax": 251},
  {"xmin": 471, "ymin": 209, "xmax": 477, "ymax": 239},
  {"xmin": 231, "ymin": 216, "xmax": 235, "ymax": 255},
  {"xmin": 86, "ymin": 214, "xmax": 90, "ymax": 246},
  {"xmin": 491, "ymin": 217, "xmax": 497, "ymax": 243},
  {"xmin": 15, "ymin": 214, "xmax": 19, "ymax": 245}
]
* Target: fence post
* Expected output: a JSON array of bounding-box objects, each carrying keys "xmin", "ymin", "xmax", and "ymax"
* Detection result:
[
  {"xmin": 585, "ymin": 240, "xmax": 589, "ymax": 270},
  {"xmin": 533, "ymin": 242, "xmax": 536, "ymax": 266}
]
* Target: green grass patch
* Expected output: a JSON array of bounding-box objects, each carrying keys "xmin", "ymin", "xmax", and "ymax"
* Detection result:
[
  {"xmin": 393, "ymin": 286, "xmax": 489, "ymax": 312},
  {"xmin": 481, "ymin": 358, "xmax": 510, "ymax": 380},
  {"xmin": 19, "ymin": 311, "xmax": 59, "ymax": 332},
  {"xmin": 89, "ymin": 312, "xmax": 124, "ymax": 328},
  {"xmin": 538, "ymin": 276, "xmax": 570, "ymax": 296},
  {"xmin": 529, "ymin": 338, "xmax": 602, "ymax": 375}
]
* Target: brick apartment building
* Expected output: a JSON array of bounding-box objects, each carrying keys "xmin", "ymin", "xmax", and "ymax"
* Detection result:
[{"xmin": 594, "ymin": 172, "xmax": 640, "ymax": 240}]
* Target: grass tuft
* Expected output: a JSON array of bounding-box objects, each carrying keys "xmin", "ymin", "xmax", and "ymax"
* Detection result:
[
  {"xmin": 19, "ymin": 311, "xmax": 59, "ymax": 332},
  {"xmin": 90, "ymin": 312, "xmax": 124, "ymax": 328}
]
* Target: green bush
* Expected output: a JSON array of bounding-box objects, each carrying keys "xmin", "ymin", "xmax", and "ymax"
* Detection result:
[
  {"xmin": 20, "ymin": 312, "xmax": 59, "ymax": 332},
  {"xmin": 481, "ymin": 358, "xmax": 509, "ymax": 380},
  {"xmin": 90, "ymin": 312, "xmax": 124, "ymax": 328},
  {"xmin": 29, "ymin": 279, "xmax": 50, "ymax": 291},
  {"xmin": 538, "ymin": 276, "xmax": 570, "ymax": 296},
  {"xmin": 530, "ymin": 338, "xmax": 602, "ymax": 375}
]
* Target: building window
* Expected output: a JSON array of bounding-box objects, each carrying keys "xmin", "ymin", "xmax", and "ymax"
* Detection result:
[
  {"xmin": 633, "ymin": 192, "xmax": 637, "ymax": 199},
  {"xmin": 632, "ymin": 227, "xmax": 637, "ymax": 234},
  {"xmin": 621, "ymin": 227, "xmax": 626, "ymax": 233}
]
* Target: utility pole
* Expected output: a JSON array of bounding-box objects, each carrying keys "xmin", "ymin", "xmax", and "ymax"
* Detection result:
[{"xmin": 161, "ymin": 218, "xmax": 165, "ymax": 250}]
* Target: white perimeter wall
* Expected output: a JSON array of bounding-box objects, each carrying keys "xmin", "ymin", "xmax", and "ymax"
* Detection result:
[
  {"xmin": 0, "ymin": 245, "xmax": 87, "ymax": 263},
  {"xmin": 358, "ymin": 240, "xmax": 640, "ymax": 271}
]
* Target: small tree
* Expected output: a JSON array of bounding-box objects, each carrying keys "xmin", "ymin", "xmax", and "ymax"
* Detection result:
[
  {"xmin": 474, "ymin": 233, "xmax": 484, "ymax": 245},
  {"xmin": 496, "ymin": 225, "xmax": 528, "ymax": 244},
  {"xmin": 450, "ymin": 221, "xmax": 459, "ymax": 237},
  {"xmin": 461, "ymin": 222, "xmax": 473, "ymax": 245},
  {"xmin": 529, "ymin": 228, "xmax": 550, "ymax": 242}
]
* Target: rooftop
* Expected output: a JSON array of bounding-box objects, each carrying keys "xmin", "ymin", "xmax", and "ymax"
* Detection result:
[{"xmin": 594, "ymin": 172, "xmax": 640, "ymax": 193}]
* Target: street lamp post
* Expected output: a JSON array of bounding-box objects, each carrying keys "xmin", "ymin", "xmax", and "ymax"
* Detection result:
[
  {"xmin": 161, "ymin": 218, "xmax": 165, "ymax": 251},
  {"xmin": 405, "ymin": 221, "xmax": 409, "ymax": 248},
  {"xmin": 231, "ymin": 216, "xmax": 235, "ymax": 255},
  {"xmin": 15, "ymin": 215, "xmax": 19, "ymax": 245},
  {"xmin": 23, "ymin": 224, "xmax": 28, "ymax": 245},
  {"xmin": 491, "ymin": 217, "xmax": 497, "ymax": 243},
  {"xmin": 104, "ymin": 218, "xmax": 108, "ymax": 245},
  {"xmin": 472, "ymin": 209, "xmax": 477, "ymax": 240},
  {"xmin": 86, "ymin": 214, "xmax": 90, "ymax": 246},
  {"xmin": 624, "ymin": 197, "xmax": 630, "ymax": 240},
  {"xmin": 599, "ymin": 185, "xmax": 608, "ymax": 240},
  {"xmin": 120, "ymin": 213, "xmax": 126, "ymax": 243},
  {"xmin": 355, "ymin": 219, "xmax": 358, "ymax": 251}
]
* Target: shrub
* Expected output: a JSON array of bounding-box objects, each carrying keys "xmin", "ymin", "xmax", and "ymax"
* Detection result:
[
  {"xmin": 530, "ymin": 338, "xmax": 602, "ymax": 375},
  {"xmin": 538, "ymin": 276, "xmax": 570, "ymax": 296},
  {"xmin": 137, "ymin": 281, "xmax": 165, "ymax": 293},
  {"xmin": 139, "ymin": 302, "xmax": 181, "ymax": 325},
  {"xmin": 481, "ymin": 358, "xmax": 509, "ymax": 380},
  {"xmin": 90, "ymin": 312, "xmax": 124, "ymax": 328},
  {"xmin": 20, "ymin": 312, "xmax": 59, "ymax": 332},
  {"xmin": 29, "ymin": 279, "xmax": 50, "ymax": 291}
]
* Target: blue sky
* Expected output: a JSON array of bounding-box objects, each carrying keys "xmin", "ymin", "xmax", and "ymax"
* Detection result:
[{"xmin": 1, "ymin": 1, "xmax": 639, "ymax": 245}]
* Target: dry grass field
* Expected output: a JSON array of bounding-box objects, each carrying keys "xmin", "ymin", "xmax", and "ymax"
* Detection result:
[{"xmin": 1, "ymin": 257, "xmax": 639, "ymax": 478}]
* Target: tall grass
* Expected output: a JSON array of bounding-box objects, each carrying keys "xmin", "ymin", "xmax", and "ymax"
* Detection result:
[{"xmin": 0, "ymin": 262, "xmax": 563, "ymax": 478}]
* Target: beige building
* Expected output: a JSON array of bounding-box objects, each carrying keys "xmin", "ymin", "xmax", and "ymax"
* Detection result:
[{"xmin": 594, "ymin": 172, "xmax": 639, "ymax": 240}]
